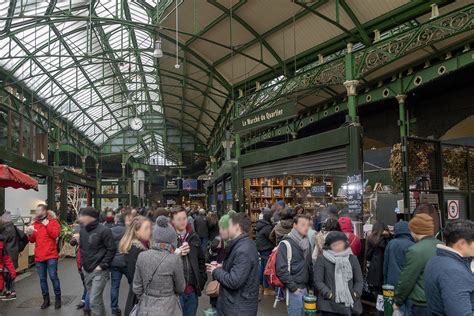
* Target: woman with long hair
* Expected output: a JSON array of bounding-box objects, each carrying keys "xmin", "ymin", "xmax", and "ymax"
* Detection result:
[
  {"xmin": 365, "ymin": 221, "xmax": 391, "ymax": 314},
  {"xmin": 207, "ymin": 211, "xmax": 219, "ymax": 241},
  {"xmin": 312, "ymin": 218, "xmax": 341, "ymax": 261},
  {"xmin": 118, "ymin": 216, "xmax": 152, "ymax": 316}
]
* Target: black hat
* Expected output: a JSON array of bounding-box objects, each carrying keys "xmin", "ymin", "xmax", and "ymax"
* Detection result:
[
  {"xmin": 324, "ymin": 231, "xmax": 348, "ymax": 248},
  {"xmin": 79, "ymin": 207, "xmax": 99, "ymax": 219}
]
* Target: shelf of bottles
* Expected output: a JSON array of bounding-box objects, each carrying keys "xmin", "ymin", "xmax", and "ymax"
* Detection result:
[{"xmin": 244, "ymin": 176, "xmax": 334, "ymax": 221}]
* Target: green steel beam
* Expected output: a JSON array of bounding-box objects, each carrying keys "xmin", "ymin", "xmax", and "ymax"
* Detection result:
[
  {"xmin": 3, "ymin": 0, "xmax": 17, "ymax": 33},
  {"xmin": 338, "ymin": 0, "xmax": 371, "ymax": 45}
]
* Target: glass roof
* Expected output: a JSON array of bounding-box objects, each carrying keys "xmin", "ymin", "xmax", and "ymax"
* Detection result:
[{"xmin": 0, "ymin": 0, "xmax": 168, "ymax": 145}]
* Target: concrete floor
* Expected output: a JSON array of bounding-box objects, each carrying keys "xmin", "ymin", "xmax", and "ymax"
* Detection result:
[{"xmin": 0, "ymin": 258, "xmax": 287, "ymax": 316}]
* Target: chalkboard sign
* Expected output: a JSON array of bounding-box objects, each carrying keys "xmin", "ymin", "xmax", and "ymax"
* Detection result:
[
  {"xmin": 346, "ymin": 174, "xmax": 363, "ymax": 214},
  {"xmin": 311, "ymin": 184, "xmax": 326, "ymax": 197}
]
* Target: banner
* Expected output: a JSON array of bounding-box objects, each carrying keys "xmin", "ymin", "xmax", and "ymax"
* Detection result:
[{"xmin": 233, "ymin": 102, "xmax": 297, "ymax": 133}]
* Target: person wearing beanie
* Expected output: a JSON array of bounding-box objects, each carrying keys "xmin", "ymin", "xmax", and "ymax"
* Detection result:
[
  {"xmin": 393, "ymin": 213, "xmax": 442, "ymax": 316},
  {"xmin": 78, "ymin": 207, "xmax": 116, "ymax": 316},
  {"xmin": 171, "ymin": 207, "xmax": 207, "ymax": 316},
  {"xmin": 314, "ymin": 231, "xmax": 364, "ymax": 315},
  {"xmin": 256, "ymin": 208, "xmax": 275, "ymax": 296},
  {"xmin": 133, "ymin": 216, "xmax": 185, "ymax": 315}
]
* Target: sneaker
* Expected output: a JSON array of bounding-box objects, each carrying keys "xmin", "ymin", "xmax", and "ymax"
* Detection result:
[
  {"xmin": 76, "ymin": 300, "xmax": 85, "ymax": 309},
  {"xmin": 2, "ymin": 292, "xmax": 16, "ymax": 301},
  {"xmin": 0, "ymin": 291, "xmax": 8, "ymax": 299}
]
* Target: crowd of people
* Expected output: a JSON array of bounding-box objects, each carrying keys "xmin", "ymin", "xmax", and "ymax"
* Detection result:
[{"xmin": 0, "ymin": 202, "xmax": 472, "ymax": 316}]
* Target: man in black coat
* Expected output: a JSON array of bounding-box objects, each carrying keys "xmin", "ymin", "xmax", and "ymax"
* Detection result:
[
  {"xmin": 276, "ymin": 214, "xmax": 314, "ymax": 315},
  {"xmin": 207, "ymin": 212, "xmax": 259, "ymax": 316},
  {"xmin": 78, "ymin": 207, "xmax": 116, "ymax": 316},
  {"xmin": 172, "ymin": 207, "xmax": 207, "ymax": 316}
]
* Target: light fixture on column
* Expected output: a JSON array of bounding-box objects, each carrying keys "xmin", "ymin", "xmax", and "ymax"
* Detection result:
[{"xmin": 153, "ymin": 37, "xmax": 163, "ymax": 58}]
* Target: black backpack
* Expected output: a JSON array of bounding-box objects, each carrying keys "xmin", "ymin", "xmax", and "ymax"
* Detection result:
[{"xmin": 15, "ymin": 226, "xmax": 29, "ymax": 252}]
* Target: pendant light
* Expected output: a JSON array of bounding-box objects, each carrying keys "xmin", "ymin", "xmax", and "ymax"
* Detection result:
[{"xmin": 153, "ymin": 37, "xmax": 163, "ymax": 58}]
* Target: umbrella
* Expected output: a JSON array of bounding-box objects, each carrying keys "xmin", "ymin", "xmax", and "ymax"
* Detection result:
[{"xmin": 0, "ymin": 164, "xmax": 39, "ymax": 191}]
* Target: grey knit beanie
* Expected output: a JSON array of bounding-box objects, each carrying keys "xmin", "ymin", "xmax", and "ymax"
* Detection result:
[{"xmin": 153, "ymin": 216, "xmax": 177, "ymax": 248}]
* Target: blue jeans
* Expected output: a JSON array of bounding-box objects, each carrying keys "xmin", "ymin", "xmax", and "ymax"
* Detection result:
[
  {"xmin": 287, "ymin": 288, "xmax": 307, "ymax": 316},
  {"xmin": 110, "ymin": 266, "xmax": 128, "ymax": 312},
  {"xmin": 200, "ymin": 237, "xmax": 208, "ymax": 253},
  {"xmin": 179, "ymin": 291, "xmax": 198, "ymax": 316},
  {"xmin": 259, "ymin": 249, "xmax": 272, "ymax": 288},
  {"xmin": 36, "ymin": 259, "xmax": 61, "ymax": 297}
]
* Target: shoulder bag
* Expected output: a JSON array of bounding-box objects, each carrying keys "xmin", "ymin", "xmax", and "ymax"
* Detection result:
[{"xmin": 129, "ymin": 252, "xmax": 170, "ymax": 316}]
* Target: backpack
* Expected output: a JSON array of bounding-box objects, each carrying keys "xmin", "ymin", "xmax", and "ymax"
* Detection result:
[
  {"xmin": 15, "ymin": 226, "xmax": 29, "ymax": 252},
  {"xmin": 264, "ymin": 240, "xmax": 292, "ymax": 289}
]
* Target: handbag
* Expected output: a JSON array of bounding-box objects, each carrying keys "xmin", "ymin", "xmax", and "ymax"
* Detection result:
[
  {"xmin": 205, "ymin": 280, "xmax": 220, "ymax": 298},
  {"xmin": 129, "ymin": 252, "xmax": 170, "ymax": 316}
]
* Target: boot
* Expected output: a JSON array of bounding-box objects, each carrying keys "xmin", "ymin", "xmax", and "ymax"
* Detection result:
[
  {"xmin": 54, "ymin": 295, "xmax": 61, "ymax": 309},
  {"xmin": 41, "ymin": 295, "xmax": 50, "ymax": 309},
  {"xmin": 84, "ymin": 310, "xmax": 91, "ymax": 316}
]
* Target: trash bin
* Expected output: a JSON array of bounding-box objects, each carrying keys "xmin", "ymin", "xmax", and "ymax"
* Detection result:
[
  {"xmin": 304, "ymin": 294, "xmax": 317, "ymax": 316},
  {"xmin": 382, "ymin": 284, "xmax": 395, "ymax": 316}
]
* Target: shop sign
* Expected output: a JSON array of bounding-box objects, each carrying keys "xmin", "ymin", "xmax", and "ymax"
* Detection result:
[
  {"xmin": 166, "ymin": 180, "xmax": 178, "ymax": 189},
  {"xmin": 447, "ymin": 200, "xmax": 460, "ymax": 219},
  {"xmin": 233, "ymin": 102, "xmax": 297, "ymax": 133},
  {"xmin": 310, "ymin": 183, "xmax": 326, "ymax": 196},
  {"xmin": 189, "ymin": 193, "xmax": 206, "ymax": 198},
  {"xmin": 346, "ymin": 174, "xmax": 363, "ymax": 214}
]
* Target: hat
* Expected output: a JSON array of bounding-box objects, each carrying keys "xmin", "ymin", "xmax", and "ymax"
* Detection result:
[
  {"xmin": 154, "ymin": 216, "xmax": 177, "ymax": 248},
  {"xmin": 219, "ymin": 210, "xmax": 237, "ymax": 230},
  {"xmin": 409, "ymin": 213, "xmax": 434, "ymax": 235},
  {"xmin": 0, "ymin": 211, "xmax": 12, "ymax": 223},
  {"xmin": 276, "ymin": 200, "xmax": 286, "ymax": 207},
  {"xmin": 79, "ymin": 207, "xmax": 99, "ymax": 219},
  {"xmin": 324, "ymin": 231, "xmax": 348, "ymax": 248}
]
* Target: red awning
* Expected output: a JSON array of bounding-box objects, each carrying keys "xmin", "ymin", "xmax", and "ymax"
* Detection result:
[{"xmin": 0, "ymin": 164, "xmax": 39, "ymax": 191}]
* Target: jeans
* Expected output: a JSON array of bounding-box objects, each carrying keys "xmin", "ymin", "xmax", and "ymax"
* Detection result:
[
  {"xmin": 110, "ymin": 266, "xmax": 128, "ymax": 312},
  {"xmin": 259, "ymin": 249, "xmax": 272, "ymax": 288},
  {"xmin": 84, "ymin": 269, "xmax": 109, "ymax": 316},
  {"xmin": 200, "ymin": 237, "xmax": 208, "ymax": 254},
  {"xmin": 36, "ymin": 259, "xmax": 61, "ymax": 297},
  {"xmin": 411, "ymin": 304, "xmax": 430, "ymax": 316},
  {"xmin": 179, "ymin": 291, "xmax": 198, "ymax": 316},
  {"xmin": 5, "ymin": 272, "xmax": 15, "ymax": 292},
  {"xmin": 287, "ymin": 288, "xmax": 307, "ymax": 316}
]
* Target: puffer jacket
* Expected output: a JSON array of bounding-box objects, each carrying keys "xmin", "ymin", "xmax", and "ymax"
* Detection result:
[
  {"xmin": 276, "ymin": 235, "xmax": 313, "ymax": 292},
  {"xmin": 0, "ymin": 221, "xmax": 19, "ymax": 268},
  {"xmin": 338, "ymin": 217, "xmax": 361, "ymax": 256},
  {"xmin": 28, "ymin": 211, "xmax": 60, "ymax": 262},
  {"xmin": 213, "ymin": 234, "xmax": 259, "ymax": 316},
  {"xmin": 79, "ymin": 220, "xmax": 116, "ymax": 272},
  {"xmin": 255, "ymin": 219, "xmax": 274, "ymax": 252},
  {"xmin": 383, "ymin": 221, "xmax": 414, "ymax": 286}
]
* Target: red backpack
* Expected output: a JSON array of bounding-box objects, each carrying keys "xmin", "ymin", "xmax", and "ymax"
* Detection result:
[{"xmin": 264, "ymin": 240, "xmax": 292, "ymax": 288}]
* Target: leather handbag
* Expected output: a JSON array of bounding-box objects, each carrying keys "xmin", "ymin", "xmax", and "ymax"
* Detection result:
[{"xmin": 205, "ymin": 280, "xmax": 220, "ymax": 298}]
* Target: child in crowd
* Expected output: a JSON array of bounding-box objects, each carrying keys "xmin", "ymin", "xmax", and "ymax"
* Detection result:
[{"xmin": 0, "ymin": 233, "xmax": 16, "ymax": 297}]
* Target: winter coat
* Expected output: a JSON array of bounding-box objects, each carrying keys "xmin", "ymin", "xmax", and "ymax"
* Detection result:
[
  {"xmin": 383, "ymin": 221, "xmax": 414, "ymax": 286},
  {"xmin": 270, "ymin": 219, "xmax": 293, "ymax": 244},
  {"xmin": 0, "ymin": 221, "xmax": 19, "ymax": 268},
  {"xmin": 314, "ymin": 253, "xmax": 363, "ymax": 315},
  {"xmin": 176, "ymin": 226, "xmax": 207, "ymax": 295},
  {"xmin": 255, "ymin": 219, "xmax": 274, "ymax": 252},
  {"xmin": 208, "ymin": 220, "xmax": 219, "ymax": 241},
  {"xmin": 110, "ymin": 223, "xmax": 127, "ymax": 269},
  {"xmin": 28, "ymin": 211, "xmax": 60, "ymax": 262},
  {"xmin": 193, "ymin": 215, "xmax": 209, "ymax": 239},
  {"xmin": 213, "ymin": 234, "xmax": 259, "ymax": 316},
  {"xmin": 79, "ymin": 220, "xmax": 116, "ymax": 273},
  {"xmin": 125, "ymin": 240, "xmax": 149, "ymax": 316},
  {"xmin": 0, "ymin": 235, "xmax": 16, "ymax": 290},
  {"xmin": 276, "ymin": 235, "xmax": 313, "ymax": 292},
  {"xmin": 133, "ymin": 247, "xmax": 185, "ymax": 316},
  {"xmin": 338, "ymin": 217, "xmax": 362, "ymax": 256},
  {"xmin": 365, "ymin": 234, "xmax": 391, "ymax": 288},
  {"xmin": 424, "ymin": 245, "xmax": 474, "ymax": 316},
  {"xmin": 394, "ymin": 236, "xmax": 442, "ymax": 306}
]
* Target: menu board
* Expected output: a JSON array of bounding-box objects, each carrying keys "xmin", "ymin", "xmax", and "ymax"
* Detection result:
[
  {"xmin": 346, "ymin": 174, "xmax": 363, "ymax": 214},
  {"xmin": 311, "ymin": 183, "xmax": 327, "ymax": 197}
]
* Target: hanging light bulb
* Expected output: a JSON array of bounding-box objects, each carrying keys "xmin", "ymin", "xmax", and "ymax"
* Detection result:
[
  {"xmin": 174, "ymin": 63, "xmax": 180, "ymax": 69},
  {"xmin": 153, "ymin": 38, "xmax": 163, "ymax": 58}
]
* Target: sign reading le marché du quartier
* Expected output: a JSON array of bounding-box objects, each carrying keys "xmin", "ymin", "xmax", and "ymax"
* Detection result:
[{"xmin": 233, "ymin": 102, "xmax": 297, "ymax": 133}]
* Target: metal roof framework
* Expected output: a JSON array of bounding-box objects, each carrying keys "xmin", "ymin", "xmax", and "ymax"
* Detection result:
[{"xmin": 0, "ymin": 0, "xmax": 470, "ymax": 167}]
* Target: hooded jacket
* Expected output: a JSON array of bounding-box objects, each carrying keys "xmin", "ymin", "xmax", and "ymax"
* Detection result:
[
  {"xmin": 79, "ymin": 220, "xmax": 116, "ymax": 272},
  {"xmin": 0, "ymin": 221, "xmax": 19, "ymax": 268},
  {"xmin": 28, "ymin": 211, "xmax": 60, "ymax": 262},
  {"xmin": 383, "ymin": 221, "xmax": 414, "ymax": 286},
  {"xmin": 424, "ymin": 245, "xmax": 474, "ymax": 316},
  {"xmin": 270, "ymin": 219, "xmax": 293, "ymax": 244},
  {"xmin": 255, "ymin": 219, "xmax": 274, "ymax": 252},
  {"xmin": 338, "ymin": 217, "xmax": 361, "ymax": 257}
]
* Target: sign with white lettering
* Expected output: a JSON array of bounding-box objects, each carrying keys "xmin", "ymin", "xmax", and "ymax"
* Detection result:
[
  {"xmin": 233, "ymin": 102, "xmax": 297, "ymax": 133},
  {"xmin": 345, "ymin": 174, "xmax": 363, "ymax": 214}
]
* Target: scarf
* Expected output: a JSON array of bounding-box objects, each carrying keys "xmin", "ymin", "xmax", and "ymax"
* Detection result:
[
  {"xmin": 288, "ymin": 228, "xmax": 310, "ymax": 253},
  {"xmin": 322, "ymin": 248, "xmax": 354, "ymax": 308}
]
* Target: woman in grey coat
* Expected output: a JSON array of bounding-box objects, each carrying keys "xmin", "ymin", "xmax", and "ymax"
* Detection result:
[{"xmin": 133, "ymin": 216, "xmax": 185, "ymax": 315}]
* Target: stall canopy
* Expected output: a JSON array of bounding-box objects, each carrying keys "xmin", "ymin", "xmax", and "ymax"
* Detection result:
[{"xmin": 0, "ymin": 164, "xmax": 39, "ymax": 191}]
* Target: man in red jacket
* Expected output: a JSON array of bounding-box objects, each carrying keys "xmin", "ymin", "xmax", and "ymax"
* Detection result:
[{"xmin": 26, "ymin": 204, "xmax": 61, "ymax": 310}]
